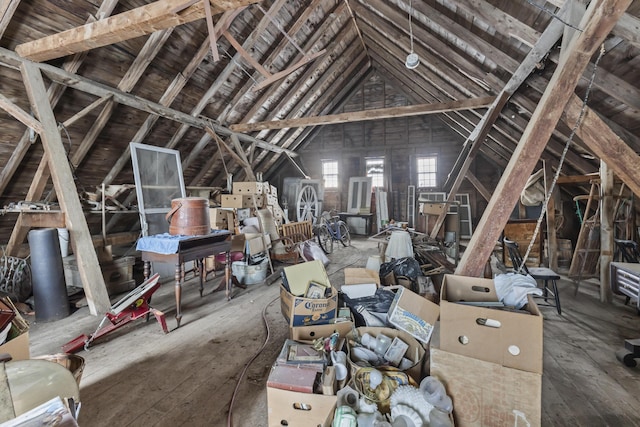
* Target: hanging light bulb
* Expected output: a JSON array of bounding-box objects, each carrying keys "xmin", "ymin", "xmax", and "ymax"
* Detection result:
[{"xmin": 405, "ymin": 0, "xmax": 419, "ymax": 69}]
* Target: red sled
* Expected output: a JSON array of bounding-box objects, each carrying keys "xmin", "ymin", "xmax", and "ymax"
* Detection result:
[{"xmin": 63, "ymin": 273, "xmax": 168, "ymax": 353}]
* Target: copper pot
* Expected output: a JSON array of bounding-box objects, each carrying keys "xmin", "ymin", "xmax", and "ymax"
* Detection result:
[{"xmin": 165, "ymin": 197, "xmax": 211, "ymax": 236}]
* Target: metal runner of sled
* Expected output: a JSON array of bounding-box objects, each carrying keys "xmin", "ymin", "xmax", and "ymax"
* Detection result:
[{"xmin": 62, "ymin": 273, "xmax": 167, "ymax": 353}]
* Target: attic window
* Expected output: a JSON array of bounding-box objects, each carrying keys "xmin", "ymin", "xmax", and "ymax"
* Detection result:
[
  {"xmin": 417, "ymin": 156, "xmax": 437, "ymax": 188},
  {"xmin": 322, "ymin": 160, "xmax": 338, "ymax": 189},
  {"xmin": 366, "ymin": 158, "xmax": 384, "ymax": 188}
]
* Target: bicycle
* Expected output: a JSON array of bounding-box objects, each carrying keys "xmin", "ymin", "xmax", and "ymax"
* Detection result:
[{"xmin": 315, "ymin": 210, "xmax": 351, "ymax": 254}]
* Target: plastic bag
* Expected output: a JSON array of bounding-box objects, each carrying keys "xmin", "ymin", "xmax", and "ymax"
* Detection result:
[
  {"xmin": 379, "ymin": 257, "xmax": 421, "ymax": 280},
  {"xmin": 301, "ymin": 240, "xmax": 330, "ymax": 266}
]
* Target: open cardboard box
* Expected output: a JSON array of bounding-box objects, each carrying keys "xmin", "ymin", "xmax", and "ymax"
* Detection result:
[
  {"xmin": 387, "ymin": 286, "xmax": 440, "ymax": 345},
  {"xmin": 267, "ymin": 387, "xmax": 335, "ymax": 427},
  {"xmin": 431, "ymin": 346, "xmax": 541, "ymax": 427},
  {"xmin": 280, "ymin": 260, "xmax": 338, "ymax": 327},
  {"xmin": 341, "ymin": 268, "xmax": 380, "ymax": 299},
  {"xmin": 439, "ymin": 274, "xmax": 543, "ymax": 374},
  {"xmin": 289, "ymin": 320, "xmax": 354, "ymax": 342},
  {"xmin": 346, "ymin": 326, "xmax": 426, "ymax": 383},
  {"xmin": 0, "ymin": 299, "xmax": 30, "ymax": 361}
]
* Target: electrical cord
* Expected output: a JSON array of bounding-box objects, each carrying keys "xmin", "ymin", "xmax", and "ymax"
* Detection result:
[{"xmin": 227, "ymin": 295, "xmax": 280, "ymax": 427}]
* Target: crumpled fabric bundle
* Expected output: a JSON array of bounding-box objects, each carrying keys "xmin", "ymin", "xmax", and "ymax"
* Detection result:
[{"xmin": 494, "ymin": 272, "xmax": 543, "ymax": 309}]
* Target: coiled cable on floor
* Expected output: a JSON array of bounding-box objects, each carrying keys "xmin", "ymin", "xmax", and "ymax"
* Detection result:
[{"xmin": 227, "ymin": 295, "xmax": 280, "ymax": 427}]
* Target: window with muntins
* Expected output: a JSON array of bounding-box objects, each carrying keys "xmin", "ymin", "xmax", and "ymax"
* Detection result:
[
  {"xmin": 366, "ymin": 158, "xmax": 384, "ymax": 188},
  {"xmin": 417, "ymin": 156, "xmax": 437, "ymax": 188},
  {"xmin": 322, "ymin": 160, "xmax": 338, "ymax": 189}
]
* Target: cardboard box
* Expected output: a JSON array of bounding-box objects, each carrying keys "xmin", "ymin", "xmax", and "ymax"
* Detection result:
[
  {"xmin": 0, "ymin": 329, "xmax": 29, "ymax": 360},
  {"xmin": 209, "ymin": 208, "xmax": 233, "ymax": 230},
  {"xmin": 346, "ymin": 326, "xmax": 426, "ymax": 383},
  {"xmin": 387, "ymin": 286, "xmax": 440, "ymax": 345},
  {"xmin": 341, "ymin": 268, "xmax": 380, "ymax": 298},
  {"xmin": 431, "ymin": 347, "xmax": 541, "ymax": 427},
  {"xmin": 266, "ymin": 194, "xmax": 279, "ymax": 207},
  {"xmin": 0, "ymin": 300, "xmax": 30, "ymax": 361},
  {"xmin": 233, "ymin": 181, "xmax": 266, "ymax": 195},
  {"xmin": 439, "ymin": 274, "xmax": 543, "ymax": 374},
  {"xmin": 344, "ymin": 268, "xmax": 380, "ymax": 286},
  {"xmin": 267, "ymin": 386, "xmax": 335, "ymax": 427},
  {"xmin": 281, "ymin": 260, "xmax": 337, "ymax": 327},
  {"xmin": 283, "ymin": 260, "xmax": 331, "ymax": 296},
  {"xmin": 221, "ymin": 194, "xmax": 264, "ymax": 209},
  {"xmin": 270, "ymin": 185, "xmax": 278, "ymax": 198},
  {"xmin": 280, "ymin": 284, "xmax": 338, "ymax": 327},
  {"xmin": 421, "ymin": 202, "xmax": 446, "ymax": 215},
  {"xmin": 63, "ymin": 255, "xmax": 136, "ymax": 296},
  {"xmin": 289, "ymin": 320, "xmax": 354, "ymax": 342}
]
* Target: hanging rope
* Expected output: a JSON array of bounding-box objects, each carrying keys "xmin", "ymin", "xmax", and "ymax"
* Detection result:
[
  {"xmin": 211, "ymin": 128, "xmax": 230, "ymax": 177},
  {"xmin": 408, "ymin": 0, "xmax": 415, "ymax": 53},
  {"xmin": 518, "ymin": 43, "xmax": 606, "ymax": 273}
]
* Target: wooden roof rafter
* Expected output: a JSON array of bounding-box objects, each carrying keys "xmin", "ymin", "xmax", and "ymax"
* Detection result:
[{"xmin": 14, "ymin": 0, "xmax": 261, "ymax": 62}]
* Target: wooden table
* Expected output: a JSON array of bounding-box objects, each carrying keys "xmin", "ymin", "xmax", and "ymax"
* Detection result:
[
  {"xmin": 338, "ymin": 212, "xmax": 374, "ymax": 236},
  {"xmin": 139, "ymin": 232, "xmax": 232, "ymax": 328}
]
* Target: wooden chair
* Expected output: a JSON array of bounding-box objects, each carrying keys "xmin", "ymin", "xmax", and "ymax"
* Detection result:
[
  {"xmin": 503, "ymin": 237, "xmax": 562, "ymax": 315},
  {"xmin": 256, "ymin": 210, "xmax": 304, "ymax": 264},
  {"xmin": 281, "ymin": 221, "xmax": 313, "ymax": 245}
]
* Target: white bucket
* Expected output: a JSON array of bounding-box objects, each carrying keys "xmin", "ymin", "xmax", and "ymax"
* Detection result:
[
  {"xmin": 231, "ymin": 259, "xmax": 268, "ymax": 285},
  {"xmin": 57, "ymin": 228, "xmax": 70, "ymax": 257},
  {"xmin": 365, "ymin": 255, "xmax": 382, "ymax": 272}
]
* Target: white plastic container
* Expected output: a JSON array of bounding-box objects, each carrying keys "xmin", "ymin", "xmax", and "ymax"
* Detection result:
[
  {"xmin": 231, "ymin": 259, "xmax": 268, "ymax": 285},
  {"xmin": 57, "ymin": 228, "xmax": 70, "ymax": 257}
]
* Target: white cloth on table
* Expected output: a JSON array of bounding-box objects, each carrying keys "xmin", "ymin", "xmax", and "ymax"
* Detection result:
[{"xmin": 494, "ymin": 272, "xmax": 543, "ymax": 309}]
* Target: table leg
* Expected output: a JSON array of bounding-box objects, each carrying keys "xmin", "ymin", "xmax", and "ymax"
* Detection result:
[
  {"xmin": 175, "ymin": 263, "xmax": 182, "ymax": 328},
  {"xmin": 198, "ymin": 258, "xmax": 205, "ymax": 297},
  {"xmin": 143, "ymin": 260, "xmax": 150, "ymax": 281},
  {"xmin": 225, "ymin": 251, "xmax": 231, "ymax": 301}
]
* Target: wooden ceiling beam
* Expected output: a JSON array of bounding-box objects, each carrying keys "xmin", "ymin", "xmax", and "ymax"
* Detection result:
[
  {"xmin": 565, "ymin": 95, "xmax": 640, "ymax": 196},
  {"xmin": 15, "ymin": 0, "xmax": 259, "ymax": 62},
  {"xmin": 230, "ymin": 96, "xmax": 495, "ymax": 132},
  {"xmin": 457, "ymin": 0, "xmax": 632, "ymax": 278}
]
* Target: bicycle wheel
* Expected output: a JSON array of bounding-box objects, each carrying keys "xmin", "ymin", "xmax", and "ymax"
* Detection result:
[
  {"xmin": 317, "ymin": 225, "xmax": 334, "ymax": 254},
  {"xmin": 338, "ymin": 222, "xmax": 351, "ymax": 247}
]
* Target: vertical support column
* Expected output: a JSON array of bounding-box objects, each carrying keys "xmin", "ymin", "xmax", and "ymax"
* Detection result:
[
  {"xmin": 20, "ymin": 61, "xmax": 111, "ymax": 316},
  {"xmin": 544, "ymin": 161, "xmax": 558, "ymax": 271},
  {"xmin": 600, "ymin": 161, "xmax": 614, "ymax": 303}
]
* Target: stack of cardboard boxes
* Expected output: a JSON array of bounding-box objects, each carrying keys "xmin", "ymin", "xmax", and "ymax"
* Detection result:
[
  {"xmin": 268, "ymin": 261, "xmax": 443, "ymax": 426},
  {"xmin": 268, "ymin": 260, "xmax": 350, "ymax": 426},
  {"xmin": 432, "ymin": 274, "xmax": 543, "ymax": 426},
  {"xmin": 216, "ymin": 181, "xmax": 286, "ymax": 228}
]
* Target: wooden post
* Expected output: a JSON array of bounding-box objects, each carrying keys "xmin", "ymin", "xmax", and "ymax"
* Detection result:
[
  {"xmin": 544, "ymin": 160, "xmax": 558, "ymax": 271},
  {"xmin": 20, "ymin": 61, "xmax": 111, "ymax": 316},
  {"xmin": 600, "ymin": 161, "xmax": 614, "ymax": 303}
]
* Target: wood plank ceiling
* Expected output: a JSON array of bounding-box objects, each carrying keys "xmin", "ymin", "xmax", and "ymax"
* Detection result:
[{"xmin": 0, "ymin": 0, "xmax": 638, "ymax": 234}]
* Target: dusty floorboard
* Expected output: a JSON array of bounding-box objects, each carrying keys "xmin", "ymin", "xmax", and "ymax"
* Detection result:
[{"xmin": 23, "ymin": 237, "xmax": 640, "ymax": 426}]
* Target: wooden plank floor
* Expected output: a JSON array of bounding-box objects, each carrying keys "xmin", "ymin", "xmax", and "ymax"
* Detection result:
[{"xmin": 24, "ymin": 237, "xmax": 640, "ymax": 426}]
